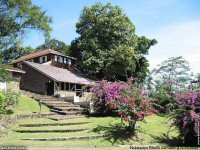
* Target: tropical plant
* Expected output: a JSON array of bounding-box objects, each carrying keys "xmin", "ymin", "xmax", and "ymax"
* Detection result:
[
  {"xmin": 171, "ymin": 89, "xmax": 200, "ymax": 146},
  {"xmin": 90, "ymin": 79, "xmax": 159, "ymax": 131}
]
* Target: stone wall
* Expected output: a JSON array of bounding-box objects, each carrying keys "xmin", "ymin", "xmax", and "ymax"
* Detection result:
[
  {"xmin": 80, "ymin": 92, "xmax": 93, "ymax": 102},
  {"xmin": 7, "ymin": 81, "xmax": 20, "ymax": 93}
]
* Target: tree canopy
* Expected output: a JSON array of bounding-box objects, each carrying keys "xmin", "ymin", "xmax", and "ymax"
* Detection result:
[
  {"xmin": 0, "ymin": 45, "xmax": 35, "ymax": 64},
  {"xmin": 36, "ymin": 38, "xmax": 69, "ymax": 55},
  {"xmin": 70, "ymin": 3, "xmax": 157, "ymax": 81},
  {"xmin": 0, "ymin": 0, "xmax": 52, "ymax": 50},
  {"xmin": 148, "ymin": 56, "xmax": 191, "ymax": 109}
]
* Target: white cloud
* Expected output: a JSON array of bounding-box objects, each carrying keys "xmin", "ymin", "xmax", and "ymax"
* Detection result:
[{"xmin": 146, "ymin": 21, "xmax": 200, "ymax": 74}]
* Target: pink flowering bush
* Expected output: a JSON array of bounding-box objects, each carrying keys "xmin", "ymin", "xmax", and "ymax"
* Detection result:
[
  {"xmin": 172, "ymin": 90, "xmax": 200, "ymax": 146},
  {"xmin": 90, "ymin": 79, "xmax": 158, "ymax": 131}
]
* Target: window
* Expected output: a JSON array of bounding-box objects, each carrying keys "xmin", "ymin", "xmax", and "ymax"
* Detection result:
[
  {"xmin": 39, "ymin": 56, "xmax": 47, "ymax": 63},
  {"xmin": 56, "ymin": 56, "xmax": 63, "ymax": 63},
  {"xmin": 67, "ymin": 59, "xmax": 71, "ymax": 65},
  {"xmin": 64, "ymin": 58, "xmax": 67, "ymax": 64},
  {"xmin": 59, "ymin": 57, "xmax": 63, "ymax": 63}
]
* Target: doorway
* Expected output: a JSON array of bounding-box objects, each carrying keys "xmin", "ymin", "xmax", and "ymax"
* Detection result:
[{"xmin": 46, "ymin": 81, "xmax": 54, "ymax": 95}]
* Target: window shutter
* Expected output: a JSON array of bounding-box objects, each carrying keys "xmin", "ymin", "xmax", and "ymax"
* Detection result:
[{"xmin": 45, "ymin": 56, "xmax": 47, "ymax": 62}]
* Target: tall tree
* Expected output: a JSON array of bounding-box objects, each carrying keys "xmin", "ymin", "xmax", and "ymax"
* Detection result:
[
  {"xmin": 149, "ymin": 56, "xmax": 191, "ymax": 110},
  {"xmin": 36, "ymin": 38, "xmax": 69, "ymax": 55},
  {"xmin": 0, "ymin": 46, "xmax": 35, "ymax": 64},
  {"xmin": 0, "ymin": 0, "xmax": 52, "ymax": 50},
  {"xmin": 70, "ymin": 3, "xmax": 157, "ymax": 81}
]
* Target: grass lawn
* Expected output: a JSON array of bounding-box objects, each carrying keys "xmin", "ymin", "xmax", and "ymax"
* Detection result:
[
  {"xmin": 0, "ymin": 96, "xmax": 180, "ymax": 149},
  {"xmin": 6, "ymin": 96, "xmax": 50, "ymax": 115},
  {"xmin": 0, "ymin": 115, "xmax": 180, "ymax": 148}
]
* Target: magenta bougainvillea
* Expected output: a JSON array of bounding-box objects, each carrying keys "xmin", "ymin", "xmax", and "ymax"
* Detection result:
[
  {"xmin": 173, "ymin": 90, "xmax": 200, "ymax": 145},
  {"xmin": 90, "ymin": 78, "xmax": 158, "ymax": 130}
]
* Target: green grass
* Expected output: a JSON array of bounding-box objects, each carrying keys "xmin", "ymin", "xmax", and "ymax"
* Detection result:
[
  {"xmin": 7, "ymin": 96, "xmax": 50, "ymax": 115},
  {"xmin": 0, "ymin": 96, "xmax": 180, "ymax": 149},
  {"xmin": 0, "ymin": 115, "xmax": 180, "ymax": 148}
]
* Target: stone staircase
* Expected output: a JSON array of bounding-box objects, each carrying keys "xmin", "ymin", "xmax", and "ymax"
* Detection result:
[
  {"xmin": 14, "ymin": 121, "xmax": 104, "ymax": 141},
  {"xmin": 32, "ymin": 95, "xmax": 89, "ymax": 120}
]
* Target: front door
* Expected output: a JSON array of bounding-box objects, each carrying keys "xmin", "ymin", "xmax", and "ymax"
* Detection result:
[{"xmin": 46, "ymin": 81, "xmax": 54, "ymax": 95}]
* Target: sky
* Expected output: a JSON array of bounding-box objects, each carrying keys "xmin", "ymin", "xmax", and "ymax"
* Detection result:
[{"xmin": 24, "ymin": 0, "xmax": 200, "ymax": 73}]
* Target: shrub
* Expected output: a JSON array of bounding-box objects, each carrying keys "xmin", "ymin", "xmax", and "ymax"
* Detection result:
[
  {"xmin": 91, "ymin": 79, "xmax": 159, "ymax": 131},
  {"xmin": 0, "ymin": 92, "xmax": 6, "ymax": 114},
  {"xmin": 0, "ymin": 91, "xmax": 19, "ymax": 114},
  {"xmin": 172, "ymin": 90, "xmax": 200, "ymax": 146}
]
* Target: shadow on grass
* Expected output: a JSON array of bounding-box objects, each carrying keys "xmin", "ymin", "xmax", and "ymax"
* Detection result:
[
  {"xmin": 5, "ymin": 109, "xmax": 14, "ymax": 115},
  {"xmin": 92, "ymin": 124, "xmax": 136, "ymax": 145},
  {"xmin": 150, "ymin": 133, "xmax": 182, "ymax": 146}
]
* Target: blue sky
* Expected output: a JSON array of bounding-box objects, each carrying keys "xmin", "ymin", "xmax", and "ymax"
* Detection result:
[{"xmin": 24, "ymin": 0, "xmax": 200, "ymax": 73}]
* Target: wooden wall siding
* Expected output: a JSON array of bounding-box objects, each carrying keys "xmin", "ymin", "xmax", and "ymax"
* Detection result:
[{"xmin": 21, "ymin": 63, "xmax": 52, "ymax": 94}]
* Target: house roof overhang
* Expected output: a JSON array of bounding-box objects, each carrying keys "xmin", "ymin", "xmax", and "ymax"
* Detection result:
[
  {"xmin": 23, "ymin": 61, "xmax": 94, "ymax": 85},
  {"xmin": 12, "ymin": 48, "xmax": 77, "ymax": 64}
]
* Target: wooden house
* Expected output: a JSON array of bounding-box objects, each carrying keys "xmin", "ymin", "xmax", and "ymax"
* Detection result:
[{"xmin": 12, "ymin": 49, "xmax": 93, "ymax": 98}]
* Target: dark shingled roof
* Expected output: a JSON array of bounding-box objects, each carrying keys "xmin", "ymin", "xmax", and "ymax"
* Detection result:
[
  {"xmin": 12, "ymin": 48, "xmax": 76, "ymax": 64},
  {"xmin": 24, "ymin": 61, "xmax": 93, "ymax": 85}
]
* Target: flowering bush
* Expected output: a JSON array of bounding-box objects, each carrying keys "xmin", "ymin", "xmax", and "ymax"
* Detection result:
[
  {"xmin": 91, "ymin": 79, "xmax": 158, "ymax": 131},
  {"xmin": 172, "ymin": 90, "xmax": 200, "ymax": 146}
]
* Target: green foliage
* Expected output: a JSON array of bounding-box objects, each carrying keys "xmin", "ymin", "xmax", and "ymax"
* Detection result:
[
  {"xmin": 0, "ymin": 46, "xmax": 35, "ymax": 63},
  {"xmin": 0, "ymin": 0, "xmax": 52, "ymax": 50},
  {"xmin": 36, "ymin": 38, "xmax": 69, "ymax": 55},
  {"xmin": 4, "ymin": 90, "xmax": 19, "ymax": 108},
  {"xmin": 148, "ymin": 56, "xmax": 191, "ymax": 111},
  {"xmin": 0, "ymin": 67, "xmax": 11, "ymax": 82},
  {"xmin": 0, "ymin": 92, "xmax": 6, "ymax": 114},
  {"xmin": 70, "ymin": 2, "xmax": 157, "ymax": 81},
  {"xmin": 0, "ymin": 91, "xmax": 19, "ymax": 114}
]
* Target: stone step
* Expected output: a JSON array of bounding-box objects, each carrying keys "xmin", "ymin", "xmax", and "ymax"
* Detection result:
[
  {"xmin": 50, "ymin": 109, "xmax": 87, "ymax": 115},
  {"xmin": 52, "ymin": 104, "xmax": 80, "ymax": 107},
  {"xmin": 19, "ymin": 122, "xmax": 90, "ymax": 127},
  {"xmin": 21, "ymin": 135, "xmax": 104, "ymax": 141},
  {"xmin": 46, "ymin": 115, "xmax": 86, "ymax": 121},
  {"xmin": 53, "ymin": 106, "xmax": 86, "ymax": 111},
  {"xmin": 42, "ymin": 101, "xmax": 71, "ymax": 105},
  {"xmin": 14, "ymin": 128, "xmax": 88, "ymax": 133},
  {"xmin": 40, "ymin": 100, "xmax": 66, "ymax": 104},
  {"xmin": 43, "ymin": 103, "xmax": 73, "ymax": 107},
  {"xmin": 34, "ymin": 96, "xmax": 52, "ymax": 99}
]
